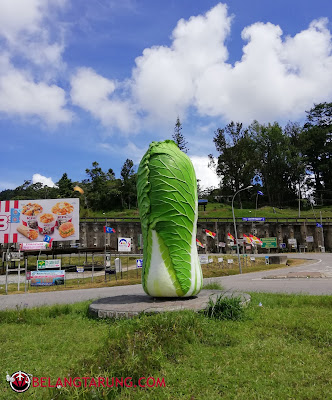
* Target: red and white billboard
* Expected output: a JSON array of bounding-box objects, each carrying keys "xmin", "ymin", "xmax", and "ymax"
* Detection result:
[{"xmin": 0, "ymin": 198, "xmax": 79, "ymax": 244}]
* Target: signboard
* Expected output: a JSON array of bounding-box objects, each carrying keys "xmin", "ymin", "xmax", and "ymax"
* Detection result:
[
  {"xmin": 199, "ymin": 255, "xmax": 209, "ymax": 264},
  {"xmin": 76, "ymin": 267, "xmax": 84, "ymax": 273},
  {"xmin": 316, "ymin": 223, "xmax": 323, "ymax": 228},
  {"xmin": 37, "ymin": 259, "xmax": 61, "ymax": 269},
  {"xmin": 26, "ymin": 271, "xmax": 31, "ymax": 280},
  {"xmin": 118, "ymin": 237, "xmax": 132, "ymax": 252},
  {"xmin": 218, "ymin": 257, "xmax": 223, "ymax": 263},
  {"xmin": 279, "ymin": 243, "xmax": 286, "ymax": 249},
  {"xmin": 236, "ymin": 239, "xmax": 246, "ymax": 245},
  {"xmin": 9, "ymin": 252, "xmax": 21, "ymax": 261},
  {"xmin": 218, "ymin": 242, "xmax": 225, "ymax": 247},
  {"xmin": 227, "ymin": 259, "xmax": 234, "ymax": 264},
  {"xmin": 0, "ymin": 198, "xmax": 79, "ymax": 244},
  {"xmin": 305, "ymin": 236, "xmax": 314, "ymax": 243},
  {"xmin": 136, "ymin": 259, "xmax": 143, "ymax": 268},
  {"xmin": 288, "ymin": 238, "xmax": 297, "ymax": 245},
  {"xmin": 261, "ymin": 237, "xmax": 277, "ymax": 248},
  {"xmin": 20, "ymin": 242, "xmax": 52, "ymax": 251},
  {"xmin": 30, "ymin": 270, "xmax": 65, "ymax": 286},
  {"xmin": 242, "ymin": 217, "xmax": 266, "ymax": 222}
]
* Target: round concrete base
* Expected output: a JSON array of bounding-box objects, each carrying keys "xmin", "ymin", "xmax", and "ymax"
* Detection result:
[{"xmin": 89, "ymin": 289, "xmax": 251, "ymax": 319}]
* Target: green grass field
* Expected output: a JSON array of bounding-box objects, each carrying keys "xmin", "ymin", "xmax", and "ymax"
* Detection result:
[
  {"xmin": 81, "ymin": 203, "xmax": 332, "ymax": 220},
  {"xmin": 1, "ymin": 256, "xmax": 304, "ymax": 295},
  {"xmin": 0, "ymin": 293, "xmax": 331, "ymax": 399}
]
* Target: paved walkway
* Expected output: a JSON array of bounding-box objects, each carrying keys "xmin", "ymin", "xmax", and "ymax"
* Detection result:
[{"xmin": 0, "ymin": 252, "xmax": 331, "ymax": 310}]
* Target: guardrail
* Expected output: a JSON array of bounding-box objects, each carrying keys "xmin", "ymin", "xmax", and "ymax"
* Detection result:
[{"xmin": 80, "ymin": 216, "xmax": 332, "ymax": 224}]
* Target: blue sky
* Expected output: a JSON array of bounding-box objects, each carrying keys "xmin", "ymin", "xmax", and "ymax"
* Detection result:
[{"xmin": 1, "ymin": 0, "xmax": 331, "ymax": 191}]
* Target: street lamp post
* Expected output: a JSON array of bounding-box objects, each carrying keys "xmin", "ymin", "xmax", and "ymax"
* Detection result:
[{"xmin": 232, "ymin": 185, "xmax": 253, "ymax": 274}]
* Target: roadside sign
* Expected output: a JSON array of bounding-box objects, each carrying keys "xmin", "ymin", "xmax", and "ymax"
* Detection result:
[
  {"xmin": 76, "ymin": 266, "xmax": 84, "ymax": 273},
  {"xmin": 218, "ymin": 257, "xmax": 223, "ymax": 263},
  {"xmin": 30, "ymin": 270, "xmax": 65, "ymax": 286},
  {"xmin": 261, "ymin": 237, "xmax": 277, "ymax": 248},
  {"xmin": 288, "ymin": 238, "xmax": 297, "ymax": 245},
  {"xmin": 227, "ymin": 259, "xmax": 234, "ymax": 264},
  {"xmin": 199, "ymin": 255, "xmax": 209, "ymax": 264},
  {"xmin": 118, "ymin": 237, "xmax": 132, "ymax": 252},
  {"xmin": 37, "ymin": 259, "xmax": 61, "ymax": 269},
  {"xmin": 136, "ymin": 259, "xmax": 143, "ymax": 268},
  {"xmin": 279, "ymin": 243, "xmax": 286, "ymax": 249},
  {"xmin": 316, "ymin": 223, "xmax": 322, "ymax": 228},
  {"xmin": 305, "ymin": 236, "xmax": 314, "ymax": 243},
  {"xmin": 9, "ymin": 252, "xmax": 21, "ymax": 261}
]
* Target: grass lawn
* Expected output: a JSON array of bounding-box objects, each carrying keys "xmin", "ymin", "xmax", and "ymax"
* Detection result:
[
  {"xmin": 1, "ymin": 256, "xmax": 304, "ymax": 295},
  {"xmin": 81, "ymin": 204, "xmax": 332, "ymax": 220},
  {"xmin": 0, "ymin": 293, "xmax": 331, "ymax": 399}
]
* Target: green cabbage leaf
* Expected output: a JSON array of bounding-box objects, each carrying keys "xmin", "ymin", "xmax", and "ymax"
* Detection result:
[{"xmin": 137, "ymin": 140, "xmax": 203, "ymax": 297}]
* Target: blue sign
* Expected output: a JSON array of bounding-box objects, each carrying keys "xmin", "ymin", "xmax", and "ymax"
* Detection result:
[
  {"xmin": 242, "ymin": 217, "xmax": 266, "ymax": 222},
  {"xmin": 136, "ymin": 259, "xmax": 143, "ymax": 268},
  {"xmin": 316, "ymin": 223, "xmax": 323, "ymax": 228},
  {"xmin": 43, "ymin": 235, "xmax": 52, "ymax": 243}
]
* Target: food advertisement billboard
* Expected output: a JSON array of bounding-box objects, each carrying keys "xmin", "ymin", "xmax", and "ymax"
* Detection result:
[{"xmin": 0, "ymin": 198, "xmax": 79, "ymax": 244}]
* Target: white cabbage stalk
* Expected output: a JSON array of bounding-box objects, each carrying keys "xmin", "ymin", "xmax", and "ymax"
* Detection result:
[{"xmin": 137, "ymin": 140, "xmax": 203, "ymax": 297}]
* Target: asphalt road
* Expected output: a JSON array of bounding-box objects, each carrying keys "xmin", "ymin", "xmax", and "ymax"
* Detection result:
[
  {"xmin": 0, "ymin": 252, "xmax": 331, "ymax": 310},
  {"xmin": 207, "ymin": 252, "xmax": 332, "ymax": 296}
]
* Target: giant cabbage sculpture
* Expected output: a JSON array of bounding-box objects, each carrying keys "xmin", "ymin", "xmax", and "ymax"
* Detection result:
[{"xmin": 137, "ymin": 140, "xmax": 203, "ymax": 297}]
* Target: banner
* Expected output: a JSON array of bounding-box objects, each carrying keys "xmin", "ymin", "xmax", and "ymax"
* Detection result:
[
  {"xmin": 30, "ymin": 270, "xmax": 65, "ymax": 286},
  {"xmin": 20, "ymin": 242, "xmax": 52, "ymax": 251},
  {"xmin": 0, "ymin": 198, "xmax": 79, "ymax": 244}
]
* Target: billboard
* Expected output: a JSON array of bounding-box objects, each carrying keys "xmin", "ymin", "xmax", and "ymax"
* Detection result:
[
  {"xmin": 30, "ymin": 270, "xmax": 65, "ymax": 286},
  {"xmin": 0, "ymin": 198, "xmax": 79, "ymax": 244}
]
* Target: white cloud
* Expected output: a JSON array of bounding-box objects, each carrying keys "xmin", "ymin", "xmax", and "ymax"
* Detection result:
[
  {"xmin": 190, "ymin": 156, "xmax": 219, "ymax": 190},
  {"xmin": 0, "ymin": 0, "xmax": 67, "ymax": 68},
  {"xmin": 129, "ymin": 3, "xmax": 332, "ymax": 125},
  {"xmin": 32, "ymin": 174, "xmax": 56, "ymax": 187},
  {"xmin": 70, "ymin": 67, "xmax": 137, "ymax": 132},
  {"xmin": 0, "ymin": 55, "xmax": 72, "ymax": 125},
  {"xmin": 132, "ymin": 3, "xmax": 231, "ymax": 123},
  {"xmin": 0, "ymin": 1, "xmax": 71, "ymax": 125}
]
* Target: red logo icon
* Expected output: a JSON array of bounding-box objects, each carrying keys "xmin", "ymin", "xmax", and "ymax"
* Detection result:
[{"xmin": 6, "ymin": 371, "xmax": 31, "ymax": 393}]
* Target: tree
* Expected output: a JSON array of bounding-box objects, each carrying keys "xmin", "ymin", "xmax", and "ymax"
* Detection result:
[
  {"xmin": 248, "ymin": 121, "xmax": 305, "ymax": 207},
  {"xmin": 172, "ymin": 116, "xmax": 189, "ymax": 153},
  {"xmin": 120, "ymin": 159, "xmax": 137, "ymax": 209},
  {"xmin": 212, "ymin": 122, "xmax": 254, "ymax": 207},
  {"xmin": 57, "ymin": 173, "xmax": 73, "ymax": 198},
  {"xmin": 85, "ymin": 162, "xmax": 121, "ymax": 210},
  {"xmin": 300, "ymin": 102, "xmax": 332, "ymax": 205}
]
